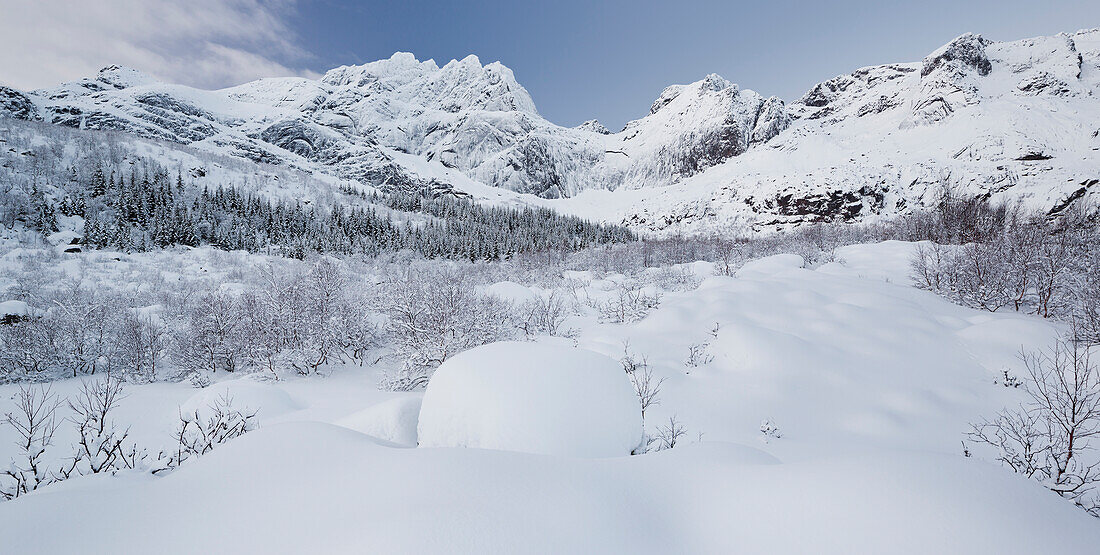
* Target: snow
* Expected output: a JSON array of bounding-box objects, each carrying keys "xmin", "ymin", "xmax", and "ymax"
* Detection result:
[
  {"xmin": 417, "ymin": 341, "xmax": 642, "ymax": 457},
  {"xmin": 178, "ymin": 379, "xmax": 303, "ymax": 420},
  {"xmin": 2, "ymin": 242, "xmax": 1100, "ymax": 551},
  {"xmin": 0, "ymin": 299, "xmax": 28, "ymax": 316},
  {"xmin": 1, "ymin": 423, "xmax": 1098, "ymax": 554},
  {"xmin": 482, "ymin": 280, "xmax": 538, "ymax": 304},
  {"xmin": 335, "ymin": 396, "xmax": 422, "ymax": 446}
]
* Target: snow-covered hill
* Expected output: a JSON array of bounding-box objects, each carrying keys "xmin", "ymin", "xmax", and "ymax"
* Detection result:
[{"xmin": 2, "ymin": 29, "xmax": 1098, "ymax": 234}]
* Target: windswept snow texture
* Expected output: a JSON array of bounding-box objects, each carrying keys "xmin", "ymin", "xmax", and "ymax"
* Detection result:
[
  {"xmin": 417, "ymin": 341, "xmax": 642, "ymax": 457},
  {"xmin": 2, "ymin": 243, "xmax": 1100, "ymax": 553},
  {"xmin": 7, "ymin": 30, "xmax": 1096, "ymax": 233}
]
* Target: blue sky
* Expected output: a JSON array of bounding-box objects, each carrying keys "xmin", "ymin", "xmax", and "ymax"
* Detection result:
[{"xmin": 2, "ymin": 0, "xmax": 1098, "ymax": 129}]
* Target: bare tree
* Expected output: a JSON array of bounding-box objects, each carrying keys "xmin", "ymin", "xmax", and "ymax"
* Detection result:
[
  {"xmin": 57, "ymin": 376, "xmax": 147, "ymax": 478},
  {"xmin": 378, "ymin": 263, "xmax": 513, "ymax": 390},
  {"xmin": 968, "ymin": 339, "xmax": 1100, "ymax": 514},
  {"xmin": 1, "ymin": 385, "xmax": 60, "ymax": 500},
  {"xmin": 652, "ymin": 416, "xmax": 687, "ymax": 451},
  {"xmin": 157, "ymin": 394, "xmax": 257, "ymax": 473},
  {"xmin": 621, "ymin": 345, "xmax": 664, "ymax": 422}
]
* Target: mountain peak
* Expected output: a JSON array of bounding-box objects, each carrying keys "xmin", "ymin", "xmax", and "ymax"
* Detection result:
[
  {"xmin": 95, "ymin": 65, "xmax": 158, "ymax": 89},
  {"xmin": 921, "ymin": 32, "xmax": 992, "ymax": 77}
]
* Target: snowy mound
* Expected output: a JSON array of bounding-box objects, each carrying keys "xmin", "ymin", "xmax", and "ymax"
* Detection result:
[
  {"xmin": 336, "ymin": 396, "xmax": 422, "ymax": 446},
  {"xmin": 417, "ymin": 342, "xmax": 642, "ymax": 457},
  {"xmin": 179, "ymin": 379, "xmax": 302, "ymax": 420}
]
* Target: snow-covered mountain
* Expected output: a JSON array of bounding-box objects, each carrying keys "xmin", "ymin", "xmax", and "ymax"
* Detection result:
[
  {"xmin": 2, "ymin": 29, "xmax": 1098, "ymax": 233},
  {"xmin": 567, "ymin": 29, "xmax": 1100, "ymax": 233}
]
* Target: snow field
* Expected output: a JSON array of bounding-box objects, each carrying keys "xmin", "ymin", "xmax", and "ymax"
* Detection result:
[{"xmin": 1, "ymin": 241, "xmax": 1098, "ymax": 553}]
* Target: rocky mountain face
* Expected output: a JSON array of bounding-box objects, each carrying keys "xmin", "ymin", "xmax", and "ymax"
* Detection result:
[
  {"xmin": 0, "ymin": 52, "xmax": 787, "ymax": 201},
  {"xmin": 1, "ymin": 29, "xmax": 1098, "ymax": 234},
  {"xmin": 590, "ymin": 29, "xmax": 1100, "ymax": 233}
]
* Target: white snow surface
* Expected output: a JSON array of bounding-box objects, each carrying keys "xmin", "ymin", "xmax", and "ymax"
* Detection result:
[
  {"xmin": 417, "ymin": 341, "xmax": 642, "ymax": 457},
  {"xmin": 2, "ymin": 242, "xmax": 1100, "ymax": 552},
  {"xmin": 335, "ymin": 395, "xmax": 422, "ymax": 447}
]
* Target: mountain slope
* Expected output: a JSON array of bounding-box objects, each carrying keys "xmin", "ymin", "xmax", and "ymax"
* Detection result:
[
  {"xmin": 0, "ymin": 52, "xmax": 785, "ymax": 201},
  {"xmin": 1, "ymin": 29, "xmax": 1098, "ymax": 234},
  {"xmin": 548, "ymin": 29, "xmax": 1100, "ymax": 233}
]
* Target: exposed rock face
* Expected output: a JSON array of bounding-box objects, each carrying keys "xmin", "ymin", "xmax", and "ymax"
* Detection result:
[
  {"xmin": 921, "ymin": 33, "xmax": 993, "ymax": 78},
  {"xmin": 0, "ymin": 87, "xmax": 39, "ymax": 121},
  {"xmin": 576, "ymin": 119, "xmax": 611, "ymax": 134},
  {"xmin": 751, "ymin": 97, "xmax": 789, "ymax": 144}
]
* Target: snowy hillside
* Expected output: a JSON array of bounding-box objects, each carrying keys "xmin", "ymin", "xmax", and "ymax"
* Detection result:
[
  {"xmin": 4, "ymin": 29, "xmax": 1097, "ymax": 233},
  {"xmin": 2, "ymin": 242, "xmax": 1099, "ymax": 553}
]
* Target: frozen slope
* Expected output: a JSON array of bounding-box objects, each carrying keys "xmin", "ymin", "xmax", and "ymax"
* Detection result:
[{"xmin": 2, "ymin": 242, "xmax": 1099, "ymax": 553}]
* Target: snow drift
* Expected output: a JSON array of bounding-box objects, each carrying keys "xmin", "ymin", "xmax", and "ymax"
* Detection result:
[{"xmin": 417, "ymin": 341, "xmax": 642, "ymax": 457}]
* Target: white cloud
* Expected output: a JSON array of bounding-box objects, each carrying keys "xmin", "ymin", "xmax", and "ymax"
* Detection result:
[{"xmin": 0, "ymin": 0, "xmax": 320, "ymax": 90}]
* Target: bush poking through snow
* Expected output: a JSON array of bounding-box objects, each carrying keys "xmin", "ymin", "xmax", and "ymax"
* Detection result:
[
  {"xmin": 760, "ymin": 419, "xmax": 783, "ymax": 443},
  {"xmin": 57, "ymin": 376, "xmax": 148, "ymax": 478},
  {"xmin": 599, "ymin": 285, "xmax": 661, "ymax": 324},
  {"xmin": 686, "ymin": 342, "xmax": 714, "ymax": 368},
  {"xmin": 158, "ymin": 394, "xmax": 257, "ymax": 473},
  {"xmin": 968, "ymin": 339, "xmax": 1100, "ymax": 515},
  {"xmin": 651, "ymin": 416, "xmax": 688, "ymax": 451},
  {"xmin": 515, "ymin": 291, "xmax": 573, "ymax": 338},
  {"xmin": 0, "ymin": 385, "xmax": 60, "ymax": 500}
]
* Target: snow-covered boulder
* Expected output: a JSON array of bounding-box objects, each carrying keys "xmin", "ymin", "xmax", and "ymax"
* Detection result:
[
  {"xmin": 0, "ymin": 299, "xmax": 29, "ymax": 323},
  {"xmin": 417, "ymin": 342, "xmax": 641, "ymax": 457}
]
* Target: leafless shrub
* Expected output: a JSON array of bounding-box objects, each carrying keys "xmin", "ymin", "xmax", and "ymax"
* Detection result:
[
  {"xmin": 599, "ymin": 285, "xmax": 661, "ymax": 324},
  {"xmin": 378, "ymin": 263, "xmax": 514, "ymax": 390},
  {"xmin": 57, "ymin": 376, "xmax": 147, "ymax": 478},
  {"xmin": 686, "ymin": 342, "xmax": 713, "ymax": 368},
  {"xmin": 172, "ymin": 291, "xmax": 245, "ymax": 374},
  {"xmin": 116, "ymin": 314, "xmax": 167, "ymax": 383},
  {"xmin": 968, "ymin": 339, "xmax": 1100, "ymax": 515},
  {"xmin": 642, "ymin": 266, "xmax": 701, "ymax": 291},
  {"xmin": 157, "ymin": 394, "xmax": 257, "ymax": 473},
  {"xmin": 1, "ymin": 385, "xmax": 61, "ymax": 500},
  {"xmin": 652, "ymin": 416, "xmax": 688, "ymax": 451},
  {"xmin": 516, "ymin": 291, "xmax": 573, "ymax": 338},
  {"xmin": 760, "ymin": 418, "xmax": 782, "ymax": 443}
]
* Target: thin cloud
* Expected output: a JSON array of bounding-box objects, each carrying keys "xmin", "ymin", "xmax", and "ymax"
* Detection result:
[{"xmin": 0, "ymin": 0, "xmax": 320, "ymax": 90}]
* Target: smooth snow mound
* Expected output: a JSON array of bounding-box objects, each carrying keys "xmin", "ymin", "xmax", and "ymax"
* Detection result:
[
  {"xmin": 418, "ymin": 342, "xmax": 642, "ymax": 457},
  {"xmin": 336, "ymin": 396, "xmax": 422, "ymax": 446},
  {"xmin": 0, "ymin": 300, "xmax": 28, "ymax": 316},
  {"xmin": 179, "ymin": 379, "xmax": 302, "ymax": 420}
]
